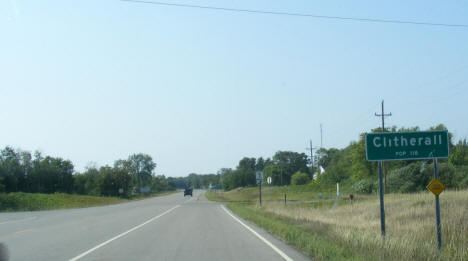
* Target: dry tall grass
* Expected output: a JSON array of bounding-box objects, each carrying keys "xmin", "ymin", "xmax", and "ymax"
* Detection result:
[{"xmin": 260, "ymin": 190, "xmax": 468, "ymax": 261}]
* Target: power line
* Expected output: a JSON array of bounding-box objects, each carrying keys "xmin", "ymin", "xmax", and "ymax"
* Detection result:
[
  {"xmin": 306, "ymin": 140, "xmax": 318, "ymax": 178},
  {"xmin": 325, "ymin": 101, "xmax": 381, "ymax": 141},
  {"xmin": 121, "ymin": 0, "xmax": 468, "ymax": 28},
  {"xmin": 385, "ymin": 64, "xmax": 468, "ymax": 110}
]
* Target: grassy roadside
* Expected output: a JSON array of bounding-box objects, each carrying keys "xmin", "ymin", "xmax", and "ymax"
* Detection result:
[
  {"xmin": 205, "ymin": 184, "xmax": 349, "ymax": 203},
  {"xmin": 208, "ymin": 187, "xmax": 468, "ymax": 261},
  {"xmin": 0, "ymin": 191, "xmax": 177, "ymax": 212},
  {"xmin": 227, "ymin": 203, "xmax": 366, "ymax": 261},
  {"xmin": 205, "ymin": 185, "xmax": 368, "ymax": 205}
]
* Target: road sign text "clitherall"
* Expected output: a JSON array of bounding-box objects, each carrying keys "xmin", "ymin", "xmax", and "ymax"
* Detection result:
[{"xmin": 372, "ymin": 134, "xmax": 443, "ymax": 148}]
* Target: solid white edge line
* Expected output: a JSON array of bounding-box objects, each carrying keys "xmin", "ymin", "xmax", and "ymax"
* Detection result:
[
  {"xmin": 68, "ymin": 205, "xmax": 180, "ymax": 261},
  {"xmin": 221, "ymin": 205, "xmax": 294, "ymax": 261}
]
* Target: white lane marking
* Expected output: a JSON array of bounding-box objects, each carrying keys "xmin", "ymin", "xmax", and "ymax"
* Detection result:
[
  {"xmin": 221, "ymin": 205, "xmax": 293, "ymax": 261},
  {"xmin": 68, "ymin": 205, "xmax": 180, "ymax": 261},
  {"xmin": 0, "ymin": 216, "xmax": 37, "ymax": 225}
]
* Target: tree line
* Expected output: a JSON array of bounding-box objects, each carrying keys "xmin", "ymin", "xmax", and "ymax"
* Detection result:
[
  {"xmin": 0, "ymin": 148, "xmax": 177, "ymax": 197},
  {"xmin": 218, "ymin": 151, "xmax": 312, "ymax": 190},
  {"xmin": 173, "ymin": 152, "xmax": 312, "ymax": 192},
  {"xmin": 2, "ymin": 123, "xmax": 467, "ymax": 196},
  {"xmin": 210, "ymin": 124, "xmax": 468, "ymax": 193}
]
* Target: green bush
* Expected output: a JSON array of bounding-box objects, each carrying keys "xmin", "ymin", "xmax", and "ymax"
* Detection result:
[
  {"xmin": 352, "ymin": 178, "xmax": 376, "ymax": 194},
  {"xmin": 460, "ymin": 175, "xmax": 468, "ymax": 189},
  {"xmin": 386, "ymin": 162, "xmax": 429, "ymax": 193},
  {"xmin": 291, "ymin": 171, "xmax": 309, "ymax": 185},
  {"xmin": 386, "ymin": 163, "xmax": 419, "ymax": 193},
  {"xmin": 451, "ymin": 165, "xmax": 468, "ymax": 189},
  {"xmin": 386, "ymin": 162, "xmax": 468, "ymax": 193}
]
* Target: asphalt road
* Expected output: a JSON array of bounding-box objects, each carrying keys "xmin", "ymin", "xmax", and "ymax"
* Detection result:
[{"xmin": 0, "ymin": 190, "xmax": 311, "ymax": 261}]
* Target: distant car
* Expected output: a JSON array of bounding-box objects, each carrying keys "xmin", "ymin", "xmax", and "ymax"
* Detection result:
[{"xmin": 184, "ymin": 188, "xmax": 193, "ymax": 197}]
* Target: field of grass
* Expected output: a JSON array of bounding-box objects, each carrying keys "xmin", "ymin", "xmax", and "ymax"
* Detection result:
[
  {"xmin": 208, "ymin": 186, "xmax": 468, "ymax": 261},
  {"xmin": 0, "ymin": 191, "xmax": 176, "ymax": 212}
]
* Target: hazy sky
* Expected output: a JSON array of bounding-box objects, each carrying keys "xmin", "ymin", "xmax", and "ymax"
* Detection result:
[{"xmin": 1, "ymin": 0, "xmax": 467, "ymax": 176}]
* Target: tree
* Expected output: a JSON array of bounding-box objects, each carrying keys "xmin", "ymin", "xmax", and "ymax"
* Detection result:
[
  {"xmin": 220, "ymin": 168, "xmax": 242, "ymax": 191},
  {"xmin": 20, "ymin": 151, "xmax": 33, "ymax": 192},
  {"xmin": 449, "ymin": 139, "xmax": 468, "ymax": 166},
  {"xmin": 317, "ymin": 148, "xmax": 340, "ymax": 169},
  {"xmin": 111, "ymin": 166, "xmax": 133, "ymax": 198},
  {"xmin": 35, "ymin": 156, "xmax": 74, "ymax": 193},
  {"xmin": 83, "ymin": 166, "xmax": 100, "ymax": 195},
  {"xmin": 165, "ymin": 177, "xmax": 177, "ymax": 190},
  {"xmin": 73, "ymin": 173, "xmax": 86, "ymax": 195},
  {"xmin": 187, "ymin": 173, "xmax": 201, "ymax": 188},
  {"xmin": 272, "ymin": 151, "xmax": 309, "ymax": 185},
  {"xmin": 256, "ymin": 157, "xmax": 265, "ymax": 171},
  {"xmin": 116, "ymin": 154, "xmax": 156, "ymax": 192},
  {"xmin": 237, "ymin": 157, "xmax": 256, "ymax": 187},
  {"xmin": 349, "ymin": 134, "xmax": 377, "ymax": 182},
  {"xmin": 152, "ymin": 175, "xmax": 169, "ymax": 191},
  {"xmin": 99, "ymin": 166, "xmax": 116, "ymax": 196},
  {"xmin": 0, "ymin": 177, "xmax": 4, "ymax": 192},
  {"xmin": 0, "ymin": 147, "xmax": 26, "ymax": 192},
  {"xmin": 28, "ymin": 151, "xmax": 44, "ymax": 193},
  {"xmin": 263, "ymin": 164, "xmax": 282, "ymax": 186}
]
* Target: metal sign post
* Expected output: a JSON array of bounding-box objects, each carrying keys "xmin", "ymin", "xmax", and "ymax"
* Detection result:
[
  {"xmin": 268, "ymin": 183, "xmax": 270, "ymax": 201},
  {"xmin": 267, "ymin": 177, "xmax": 272, "ymax": 201},
  {"xmin": 256, "ymin": 171, "xmax": 264, "ymax": 206},
  {"xmin": 427, "ymin": 159, "xmax": 445, "ymax": 250},
  {"xmin": 259, "ymin": 181, "xmax": 262, "ymax": 206},
  {"xmin": 434, "ymin": 159, "xmax": 442, "ymax": 250},
  {"xmin": 378, "ymin": 161, "xmax": 386, "ymax": 238}
]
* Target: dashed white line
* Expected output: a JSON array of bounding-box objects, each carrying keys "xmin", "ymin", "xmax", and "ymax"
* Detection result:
[
  {"xmin": 68, "ymin": 205, "xmax": 180, "ymax": 261},
  {"xmin": 221, "ymin": 205, "xmax": 294, "ymax": 261}
]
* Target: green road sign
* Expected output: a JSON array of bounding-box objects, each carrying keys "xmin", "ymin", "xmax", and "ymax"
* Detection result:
[{"xmin": 366, "ymin": 130, "xmax": 449, "ymax": 161}]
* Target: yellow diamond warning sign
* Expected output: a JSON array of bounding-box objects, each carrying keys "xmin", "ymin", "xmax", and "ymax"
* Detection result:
[{"xmin": 426, "ymin": 178, "xmax": 446, "ymax": 196}]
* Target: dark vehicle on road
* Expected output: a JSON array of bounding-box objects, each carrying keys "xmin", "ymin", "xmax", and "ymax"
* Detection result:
[{"xmin": 184, "ymin": 188, "xmax": 193, "ymax": 197}]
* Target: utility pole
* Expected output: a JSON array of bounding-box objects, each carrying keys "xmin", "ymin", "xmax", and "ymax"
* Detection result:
[
  {"xmin": 306, "ymin": 140, "xmax": 318, "ymax": 179},
  {"xmin": 375, "ymin": 100, "xmax": 391, "ymax": 133},
  {"xmin": 374, "ymin": 100, "xmax": 391, "ymax": 240},
  {"xmin": 320, "ymin": 124, "xmax": 323, "ymax": 148},
  {"xmin": 375, "ymin": 100, "xmax": 392, "ymax": 193}
]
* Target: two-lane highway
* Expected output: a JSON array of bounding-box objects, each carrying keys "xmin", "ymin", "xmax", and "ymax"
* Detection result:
[{"xmin": 0, "ymin": 191, "xmax": 311, "ymax": 261}]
